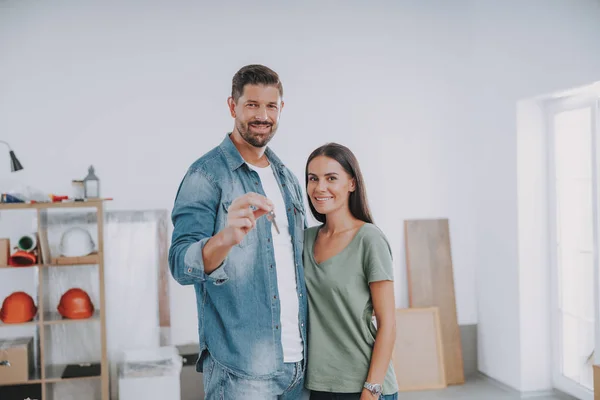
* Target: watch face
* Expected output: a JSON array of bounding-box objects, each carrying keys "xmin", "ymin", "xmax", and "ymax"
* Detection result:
[{"xmin": 366, "ymin": 383, "xmax": 383, "ymax": 394}]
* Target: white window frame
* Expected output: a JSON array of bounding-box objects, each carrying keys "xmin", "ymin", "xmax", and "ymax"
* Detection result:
[{"xmin": 545, "ymin": 94, "xmax": 600, "ymax": 400}]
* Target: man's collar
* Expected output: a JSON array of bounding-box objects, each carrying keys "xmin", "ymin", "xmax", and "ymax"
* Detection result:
[
  {"xmin": 219, "ymin": 133, "xmax": 286, "ymax": 173},
  {"xmin": 219, "ymin": 133, "xmax": 246, "ymax": 171}
]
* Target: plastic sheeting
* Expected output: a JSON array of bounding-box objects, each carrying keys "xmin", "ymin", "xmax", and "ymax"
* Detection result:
[
  {"xmin": 119, "ymin": 346, "xmax": 182, "ymax": 378},
  {"xmin": 118, "ymin": 346, "xmax": 182, "ymax": 400},
  {"xmin": 42, "ymin": 209, "xmax": 168, "ymax": 400}
]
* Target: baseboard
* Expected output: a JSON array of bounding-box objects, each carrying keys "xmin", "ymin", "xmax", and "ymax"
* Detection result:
[
  {"xmin": 521, "ymin": 389, "xmax": 577, "ymax": 399},
  {"xmin": 460, "ymin": 324, "xmax": 478, "ymax": 378},
  {"xmin": 478, "ymin": 372, "xmax": 578, "ymax": 399}
]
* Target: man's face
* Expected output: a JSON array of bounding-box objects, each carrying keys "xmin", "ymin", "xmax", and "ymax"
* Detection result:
[{"xmin": 228, "ymin": 84, "xmax": 284, "ymax": 148}]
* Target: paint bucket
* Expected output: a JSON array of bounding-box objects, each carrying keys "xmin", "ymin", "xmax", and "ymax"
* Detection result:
[{"xmin": 17, "ymin": 235, "xmax": 37, "ymax": 252}]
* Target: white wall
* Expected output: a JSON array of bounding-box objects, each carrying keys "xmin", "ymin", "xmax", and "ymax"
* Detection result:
[
  {"xmin": 516, "ymin": 98, "xmax": 553, "ymax": 394},
  {"xmin": 471, "ymin": 0, "xmax": 600, "ymax": 392},
  {"xmin": 0, "ymin": 0, "xmax": 478, "ymax": 343},
  {"xmin": 1, "ymin": 0, "xmax": 600, "ymax": 393}
]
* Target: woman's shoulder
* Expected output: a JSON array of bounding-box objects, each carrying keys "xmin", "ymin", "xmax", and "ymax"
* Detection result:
[
  {"xmin": 304, "ymin": 224, "xmax": 321, "ymax": 240},
  {"xmin": 305, "ymin": 224, "xmax": 321, "ymax": 233},
  {"xmin": 359, "ymin": 222, "xmax": 387, "ymax": 239},
  {"xmin": 358, "ymin": 223, "xmax": 392, "ymax": 251}
]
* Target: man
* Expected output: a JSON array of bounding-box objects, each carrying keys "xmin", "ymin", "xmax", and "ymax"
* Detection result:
[{"xmin": 169, "ymin": 64, "xmax": 308, "ymax": 399}]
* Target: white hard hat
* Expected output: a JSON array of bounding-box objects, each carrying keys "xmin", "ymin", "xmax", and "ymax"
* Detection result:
[{"xmin": 59, "ymin": 227, "xmax": 95, "ymax": 257}]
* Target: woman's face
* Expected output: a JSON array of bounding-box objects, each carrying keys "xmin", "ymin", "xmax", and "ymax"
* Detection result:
[{"xmin": 306, "ymin": 156, "xmax": 355, "ymax": 217}]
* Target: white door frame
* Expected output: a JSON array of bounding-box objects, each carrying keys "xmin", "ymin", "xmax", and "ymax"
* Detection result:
[{"xmin": 545, "ymin": 95, "xmax": 599, "ymax": 400}]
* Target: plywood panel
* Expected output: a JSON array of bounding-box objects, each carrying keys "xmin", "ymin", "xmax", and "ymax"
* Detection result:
[
  {"xmin": 393, "ymin": 307, "xmax": 447, "ymax": 392},
  {"xmin": 404, "ymin": 218, "xmax": 465, "ymax": 385},
  {"xmin": 157, "ymin": 215, "xmax": 171, "ymax": 329},
  {"xmin": 594, "ymin": 364, "xmax": 600, "ymax": 399}
]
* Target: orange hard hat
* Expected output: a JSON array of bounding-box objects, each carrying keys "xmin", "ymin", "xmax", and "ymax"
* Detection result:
[
  {"xmin": 0, "ymin": 292, "xmax": 37, "ymax": 323},
  {"xmin": 57, "ymin": 288, "xmax": 94, "ymax": 319},
  {"xmin": 8, "ymin": 250, "xmax": 37, "ymax": 267}
]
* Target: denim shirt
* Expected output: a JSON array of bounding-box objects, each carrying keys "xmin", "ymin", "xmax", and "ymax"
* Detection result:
[{"xmin": 169, "ymin": 133, "xmax": 308, "ymax": 379}]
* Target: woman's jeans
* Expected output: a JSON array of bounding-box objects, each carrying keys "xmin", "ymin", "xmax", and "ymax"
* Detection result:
[{"xmin": 310, "ymin": 390, "xmax": 398, "ymax": 400}]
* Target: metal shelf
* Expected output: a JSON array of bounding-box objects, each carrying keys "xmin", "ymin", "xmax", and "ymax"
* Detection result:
[{"xmin": 0, "ymin": 199, "xmax": 111, "ymax": 210}]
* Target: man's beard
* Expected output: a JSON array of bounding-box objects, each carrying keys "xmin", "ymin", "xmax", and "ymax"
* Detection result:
[{"xmin": 237, "ymin": 120, "xmax": 278, "ymax": 148}]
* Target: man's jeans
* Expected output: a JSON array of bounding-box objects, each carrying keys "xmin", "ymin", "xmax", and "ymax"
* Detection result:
[
  {"xmin": 203, "ymin": 352, "xmax": 306, "ymax": 400},
  {"xmin": 310, "ymin": 391, "xmax": 398, "ymax": 400}
]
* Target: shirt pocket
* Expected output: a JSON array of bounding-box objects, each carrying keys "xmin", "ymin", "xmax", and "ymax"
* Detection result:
[{"xmin": 221, "ymin": 200, "xmax": 258, "ymax": 248}]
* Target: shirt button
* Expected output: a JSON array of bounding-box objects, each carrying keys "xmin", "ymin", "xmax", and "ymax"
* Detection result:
[
  {"xmin": 268, "ymin": 238, "xmax": 271, "ymax": 243},
  {"xmin": 299, "ymin": 293, "xmax": 302, "ymax": 297},
  {"xmin": 255, "ymin": 182, "xmax": 258, "ymax": 185},
  {"xmin": 287, "ymin": 208, "xmax": 291, "ymax": 211},
  {"xmin": 187, "ymin": 268, "xmax": 192, "ymax": 273},
  {"xmin": 274, "ymin": 295, "xmax": 277, "ymax": 299},
  {"xmin": 270, "ymin": 265, "xmax": 273, "ymax": 269},
  {"xmin": 275, "ymin": 325, "xmax": 279, "ymax": 329}
]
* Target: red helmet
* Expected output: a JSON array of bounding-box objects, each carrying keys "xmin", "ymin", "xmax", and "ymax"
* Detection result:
[
  {"xmin": 0, "ymin": 292, "xmax": 37, "ymax": 323},
  {"xmin": 57, "ymin": 288, "xmax": 94, "ymax": 319},
  {"xmin": 8, "ymin": 250, "xmax": 37, "ymax": 267}
]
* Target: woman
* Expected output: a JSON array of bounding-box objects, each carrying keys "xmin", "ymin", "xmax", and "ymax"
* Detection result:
[{"xmin": 303, "ymin": 143, "xmax": 398, "ymax": 400}]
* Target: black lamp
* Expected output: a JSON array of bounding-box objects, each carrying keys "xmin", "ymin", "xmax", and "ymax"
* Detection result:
[{"xmin": 0, "ymin": 141, "xmax": 24, "ymax": 172}]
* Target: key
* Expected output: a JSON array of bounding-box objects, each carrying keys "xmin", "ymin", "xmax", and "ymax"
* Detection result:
[{"xmin": 267, "ymin": 211, "xmax": 280, "ymax": 234}]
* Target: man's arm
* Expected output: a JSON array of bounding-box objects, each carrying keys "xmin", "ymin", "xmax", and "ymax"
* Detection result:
[
  {"xmin": 169, "ymin": 168, "xmax": 227, "ymax": 286},
  {"xmin": 169, "ymin": 169, "xmax": 274, "ymax": 286}
]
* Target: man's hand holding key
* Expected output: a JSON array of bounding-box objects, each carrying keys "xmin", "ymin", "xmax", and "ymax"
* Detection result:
[{"xmin": 222, "ymin": 192, "xmax": 276, "ymax": 247}]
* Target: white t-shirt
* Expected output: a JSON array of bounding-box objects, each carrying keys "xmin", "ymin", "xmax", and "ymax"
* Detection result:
[{"xmin": 247, "ymin": 162, "xmax": 303, "ymax": 362}]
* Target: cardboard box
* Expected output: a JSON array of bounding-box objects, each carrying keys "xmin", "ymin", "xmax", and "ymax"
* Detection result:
[
  {"xmin": 177, "ymin": 344, "xmax": 204, "ymax": 400},
  {"xmin": 0, "ymin": 383, "xmax": 41, "ymax": 399},
  {"xmin": 0, "ymin": 238, "xmax": 9, "ymax": 266},
  {"xmin": 0, "ymin": 337, "xmax": 35, "ymax": 385}
]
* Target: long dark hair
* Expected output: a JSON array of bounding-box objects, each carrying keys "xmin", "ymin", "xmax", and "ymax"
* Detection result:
[{"xmin": 305, "ymin": 143, "xmax": 374, "ymax": 224}]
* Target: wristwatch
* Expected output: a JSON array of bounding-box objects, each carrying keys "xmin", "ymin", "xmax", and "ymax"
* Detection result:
[{"xmin": 363, "ymin": 381, "xmax": 383, "ymax": 397}]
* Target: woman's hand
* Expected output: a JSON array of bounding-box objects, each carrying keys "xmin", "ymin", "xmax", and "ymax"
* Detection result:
[{"xmin": 360, "ymin": 388, "xmax": 379, "ymax": 399}]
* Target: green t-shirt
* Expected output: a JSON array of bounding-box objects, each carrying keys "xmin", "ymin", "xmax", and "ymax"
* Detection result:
[{"xmin": 303, "ymin": 223, "xmax": 398, "ymax": 394}]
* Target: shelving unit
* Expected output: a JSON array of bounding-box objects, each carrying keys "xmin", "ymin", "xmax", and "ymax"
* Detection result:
[{"xmin": 0, "ymin": 199, "xmax": 110, "ymax": 400}]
